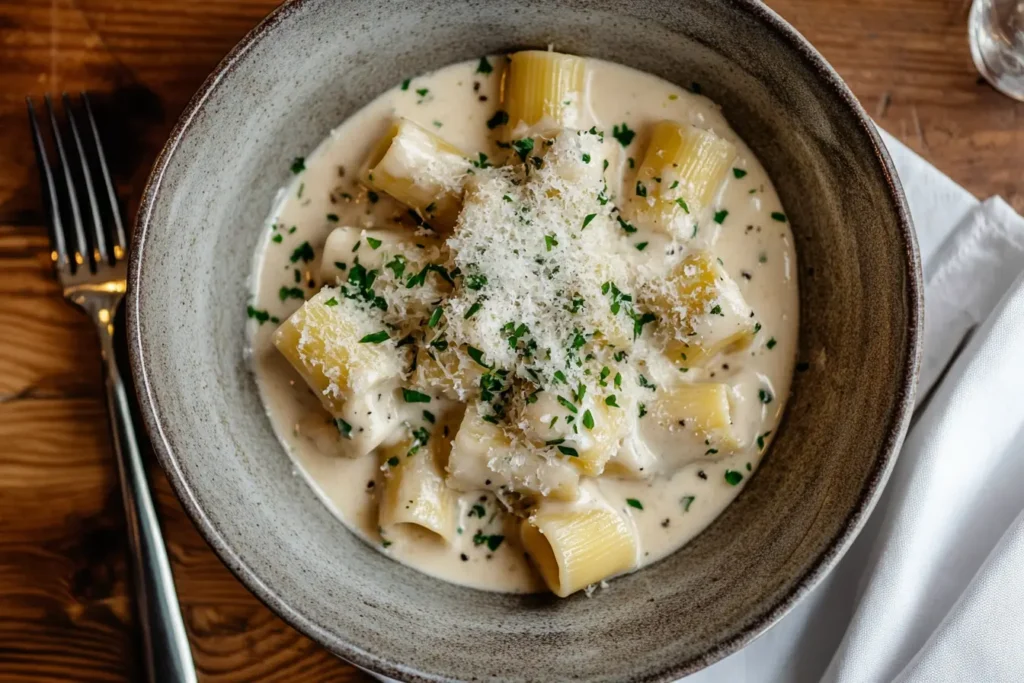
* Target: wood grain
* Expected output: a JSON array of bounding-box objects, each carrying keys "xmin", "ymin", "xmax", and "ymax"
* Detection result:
[{"xmin": 0, "ymin": 0, "xmax": 1019, "ymax": 680}]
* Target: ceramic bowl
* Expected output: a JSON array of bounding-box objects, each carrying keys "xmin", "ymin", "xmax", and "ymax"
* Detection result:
[{"xmin": 128, "ymin": 0, "xmax": 922, "ymax": 680}]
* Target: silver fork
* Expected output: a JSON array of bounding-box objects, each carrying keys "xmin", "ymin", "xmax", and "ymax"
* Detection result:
[{"xmin": 27, "ymin": 93, "xmax": 197, "ymax": 683}]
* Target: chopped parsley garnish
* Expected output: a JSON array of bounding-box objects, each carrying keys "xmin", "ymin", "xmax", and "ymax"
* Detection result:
[
  {"xmin": 422, "ymin": 410, "xmax": 436, "ymax": 424},
  {"xmin": 733, "ymin": 168, "xmax": 748, "ymax": 179},
  {"xmin": 464, "ymin": 299, "xmax": 484, "ymax": 319},
  {"xmin": 582, "ymin": 409, "xmax": 595, "ymax": 430},
  {"xmin": 635, "ymin": 242, "xmax": 649, "ymax": 251},
  {"xmin": 271, "ymin": 234, "xmax": 283, "ymax": 243},
  {"xmin": 323, "ymin": 297, "xmax": 339, "ymax": 307},
  {"xmin": 473, "ymin": 531, "xmax": 505, "ymax": 552},
  {"xmin": 713, "ymin": 209, "xmax": 729, "ymax": 224},
  {"xmin": 771, "ymin": 212, "xmax": 788, "ymax": 222},
  {"xmin": 725, "ymin": 470, "xmax": 744, "ymax": 486},
  {"xmin": 705, "ymin": 448, "xmax": 719, "ymax": 455},
  {"xmin": 385, "ymin": 254, "xmax": 407, "ymax": 279},
  {"xmin": 635, "ymin": 181, "xmax": 647, "ymax": 198},
  {"xmin": 626, "ymin": 498, "xmax": 644, "ymax": 510},
  {"xmin": 402, "ymin": 388, "xmax": 432, "ymax": 404},
  {"xmin": 406, "ymin": 263, "xmax": 455, "ymax": 288},
  {"xmin": 754, "ymin": 322, "xmax": 762, "ymax": 335},
  {"xmin": 544, "ymin": 234, "xmax": 559, "ymax": 251},
  {"xmin": 638, "ymin": 403, "xmax": 647, "ymax": 418},
  {"xmin": 465, "ymin": 272, "xmax": 488, "ymax": 290},
  {"xmin": 476, "ymin": 56, "xmax": 493, "ymax": 74},
  {"xmin": 616, "ymin": 216, "xmax": 638, "ymax": 234},
  {"xmin": 469, "ymin": 503, "xmax": 486, "ymax": 518},
  {"xmin": 612, "ymin": 122, "xmax": 636, "ymax": 147},
  {"xmin": 710, "ymin": 304, "xmax": 723, "ymax": 316},
  {"xmin": 582, "ymin": 213, "xmax": 597, "ymax": 229},
  {"xmin": 366, "ymin": 236, "xmax": 382, "ymax": 249},
  {"xmin": 605, "ymin": 395, "xmax": 620, "ymax": 408},
  {"xmin": 557, "ymin": 445, "xmax": 579, "ymax": 457},
  {"xmin": 487, "ymin": 110, "xmax": 509, "ymax": 129},
  {"xmin": 675, "ymin": 197, "xmax": 690, "ymax": 213},
  {"xmin": 278, "ymin": 286, "xmax": 304, "ymax": 301},
  {"xmin": 637, "ymin": 374, "xmax": 656, "ymax": 391},
  {"xmin": 290, "ymin": 157, "xmax": 305, "ymax": 174},
  {"xmin": 400, "ymin": 78, "xmax": 411, "ymax": 90},
  {"xmin": 472, "ymin": 152, "xmax": 492, "ymax": 169},
  {"xmin": 759, "ymin": 252, "xmax": 768, "ymax": 264},
  {"xmin": 416, "ymin": 87, "xmax": 429, "ymax": 98},
  {"xmin": 335, "ymin": 261, "xmax": 347, "ymax": 270},
  {"xmin": 556, "ymin": 395, "xmax": 578, "ymax": 414},
  {"xmin": 757, "ymin": 431, "xmax": 772, "ymax": 451},
  {"xmin": 582, "ymin": 153, "xmax": 591, "ymax": 163},
  {"xmin": 352, "ymin": 240, "xmax": 361, "ymax": 252},
  {"xmin": 335, "ymin": 418, "xmax": 352, "ymax": 439},
  {"xmin": 296, "ymin": 182, "xmax": 304, "ymax": 198},
  {"xmin": 681, "ymin": 495, "xmax": 695, "ymax": 512},
  {"xmin": 359, "ymin": 330, "xmax": 390, "ymax": 344},
  {"xmin": 758, "ymin": 389, "xmax": 774, "ymax": 404},
  {"xmin": 386, "ymin": 456, "xmax": 400, "ymax": 467},
  {"xmin": 246, "ymin": 305, "xmax": 271, "ymax": 324},
  {"xmin": 767, "ymin": 337, "xmax": 777, "ymax": 350},
  {"xmin": 290, "ymin": 241, "xmax": 314, "ymax": 263},
  {"xmin": 467, "ymin": 346, "xmax": 489, "ymax": 368},
  {"xmin": 511, "ymin": 137, "xmax": 535, "ymax": 162},
  {"xmin": 427, "ymin": 306, "xmax": 443, "ymax": 328}
]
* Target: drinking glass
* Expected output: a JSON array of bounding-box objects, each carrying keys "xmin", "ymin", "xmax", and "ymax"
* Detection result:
[{"xmin": 969, "ymin": 0, "xmax": 1024, "ymax": 101}]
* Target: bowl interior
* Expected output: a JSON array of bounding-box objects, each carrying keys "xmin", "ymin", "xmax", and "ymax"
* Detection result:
[{"xmin": 130, "ymin": 1, "xmax": 920, "ymax": 680}]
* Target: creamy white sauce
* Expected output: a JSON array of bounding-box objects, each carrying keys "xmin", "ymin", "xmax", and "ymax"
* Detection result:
[{"xmin": 248, "ymin": 57, "xmax": 798, "ymax": 594}]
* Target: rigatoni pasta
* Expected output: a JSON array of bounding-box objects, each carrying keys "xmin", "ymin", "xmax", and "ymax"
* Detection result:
[
  {"xmin": 627, "ymin": 120, "xmax": 736, "ymax": 237},
  {"xmin": 505, "ymin": 50, "xmax": 586, "ymax": 135},
  {"xmin": 251, "ymin": 50, "xmax": 797, "ymax": 597}
]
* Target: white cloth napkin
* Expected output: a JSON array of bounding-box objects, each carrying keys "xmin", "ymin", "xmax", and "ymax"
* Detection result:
[{"xmin": 685, "ymin": 130, "xmax": 1024, "ymax": 683}]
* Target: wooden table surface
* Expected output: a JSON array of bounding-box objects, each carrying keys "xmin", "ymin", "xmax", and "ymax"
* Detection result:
[{"xmin": 0, "ymin": 0, "xmax": 1020, "ymax": 680}]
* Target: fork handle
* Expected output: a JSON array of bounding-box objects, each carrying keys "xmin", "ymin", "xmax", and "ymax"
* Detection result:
[{"xmin": 100, "ymin": 331, "xmax": 198, "ymax": 683}]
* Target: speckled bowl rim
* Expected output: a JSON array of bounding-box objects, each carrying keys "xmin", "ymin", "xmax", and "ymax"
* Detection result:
[{"xmin": 127, "ymin": 1, "xmax": 923, "ymax": 680}]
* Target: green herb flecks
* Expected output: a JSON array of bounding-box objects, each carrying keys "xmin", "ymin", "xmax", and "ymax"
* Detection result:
[
  {"xmin": 511, "ymin": 137, "xmax": 535, "ymax": 162},
  {"xmin": 290, "ymin": 241, "xmax": 314, "ymax": 263},
  {"xmin": 487, "ymin": 110, "xmax": 509, "ymax": 130},
  {"xmin": 612, "ymin": 122, "xmax": 636, "ymax": 147},
  {"xmin": 402, "ymin": 388, "xmax": 432, "ymax": 404},
  {"xmin": 359, "ymin": 331, "xmax": 390, "ymax": 344},
  {"xmin": 626, "ymin": 498, "xmax": 644, "ymax": 510}
]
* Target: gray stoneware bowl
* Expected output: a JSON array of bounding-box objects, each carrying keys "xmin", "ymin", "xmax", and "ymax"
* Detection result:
[{"xmin": 128, "ymin": 0, "xmax": 922, "ymax": 680}]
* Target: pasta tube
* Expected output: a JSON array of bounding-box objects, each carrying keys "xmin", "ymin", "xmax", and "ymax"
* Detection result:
[
  {"xmin": 519, "ymin": 392, "xmax": 628, "ymax": 477},
  {"xmin": 643, "ymin": 251, "xmax": 755, "ymax": 367},
  {"xmin": 652, "ymin": 382, "xmax": 739, "ymax": 450},
  {"xmin": 447, "ymin": 404, "xmax": 580, "ymax": 501},
  {"xmin": 379, "ymin": 433, "xmax": 458, "ymax": 543},
  {"xmin": 362, "ymin": 118, "xmax": 468, "ymax": 231},
  {"xmin": 505, "ymin": 50, "xmax": 586, "ymax": 135},
  {"xmin": 273, "ymin": 288, "xmax": 402, "ymax": 414},
  {"xmin": 628, "ymin": 120, "xmax": 736, "ymax": 237},
  {"xmin": 521, "ymin": 502, "xmax": 637, "ymax": 597}
]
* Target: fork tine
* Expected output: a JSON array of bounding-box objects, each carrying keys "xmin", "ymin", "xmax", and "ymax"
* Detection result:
[
  {"xmin": 63, "ymin": 93, "xmax": 109, "ymax": 265},
  {"xmin": 81, "ymin": 92, "xmax": 128, "ymax": 257},
  {"xmin": 26, "ymin": 97, "xmax": 69, "ymax": 271},
  {"xmin": 44, "ymin": 93, "xmax": 91, "ymax": 272}
]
